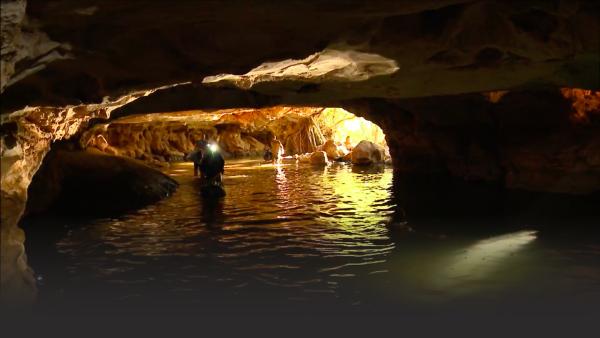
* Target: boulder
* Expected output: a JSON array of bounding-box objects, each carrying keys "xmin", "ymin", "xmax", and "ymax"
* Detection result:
[
  {"xmin": 295, "ymin": 151, "xmax": 329, "ymax": 165},
  {"xmin": 310, "ymin": 151, "xmax": 330, "ymax": 165},
  {"xmin": 351, "ymin": 140, "xmax": 386, "ymax": 165},
  {"xmin": 319, "ymin": 139, "xmax": 347, "ymax": 160},
  {"xmin": 25, "ymin": 148, "xmax": 178, "ymax": 216}
]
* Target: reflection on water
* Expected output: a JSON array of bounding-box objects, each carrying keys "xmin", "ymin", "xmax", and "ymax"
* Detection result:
[
  {"xmin": 22, "ymin": 160, "xmax": 600, "ymax": 314},
  {"xmin": 430, "ymin": 230, "xmax": 538, "ymax": 297}
]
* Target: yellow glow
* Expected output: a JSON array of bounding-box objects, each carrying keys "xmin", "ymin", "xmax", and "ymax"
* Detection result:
[
  {"xmin": 318, "ymin": 166, "xmax": 394, "ymax": 233},
  {"xmin": 343, "ymin": 118, "xmax": 361, "ymax": 132},
  {"xmin": 316, "ymin": 108, "xmax": 387, "ymax": 150},
  {"xmin": 483, "ymin": 90, "xmax": 509, "ymax": 103},
  {"xmin": 560, "ymin": 88, "xmax": 600, "ymax": 123}
]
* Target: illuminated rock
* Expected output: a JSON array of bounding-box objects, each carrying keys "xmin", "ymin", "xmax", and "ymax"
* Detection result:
[
  {"xmin": 318, "ymin": 139, "xmax": 347, "ymax": 160},
  {"xmin": 79, "ymin": 107, "xmax": 387, "ymax": 163},
  {"xmin": 0, "ymin": 87, "xmax": 171, "ymax": 303},
  {"xmin": 203, "ymin": 48, "xmax": 399, "ymax": 89},
  {"xmin": 309, "ymin": 151, "xmax": 329, "ymax": 166},
  {"xmin": 294, "ymin": 150, "xmax": 329, "ymax": 166},
  {"xmin": 351, "ymin": 140, "xmax": 386, "ymax": 165}
]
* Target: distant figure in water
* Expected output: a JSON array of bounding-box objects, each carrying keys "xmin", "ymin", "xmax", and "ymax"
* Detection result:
[
  {"xmin": 263, "ymin": 146, "xmax": 273, "ymax": 162},
  {"xmin": 199, "ymin": 142, "xmax": 225, "ymax": 185},
  {"xmin": 188, "ymin": 140, "xmax": 207, "ymax": 177},
  {"xmin": 271, "ymin": 135, "xmax": 284, "ymax": 164},
  {"xmin": 344, "ymin": 136, "xmax": 353, "ymax": 152}
]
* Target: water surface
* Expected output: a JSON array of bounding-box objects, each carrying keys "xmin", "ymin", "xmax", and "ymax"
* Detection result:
[{"xmin": 23, "ymin": 160, "xmax": 600, "ymax": 316}]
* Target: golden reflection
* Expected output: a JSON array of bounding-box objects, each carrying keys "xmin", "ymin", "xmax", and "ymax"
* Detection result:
[
  {"xmin": 318, "ymin": 165, "xmax": 394, "ymax": 238},
  {"xmin": 274, "ymin": 163, "xmax": 289, "ymax": 208},
  {"xmin": 56, "ymin": 160, "xmax": 397, "ymax": 283}
]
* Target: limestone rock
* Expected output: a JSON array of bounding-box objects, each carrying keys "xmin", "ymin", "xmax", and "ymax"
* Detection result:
[
  {"xmin": 351, "ymin": 140, "xmax": 386, "ymax": 165},
  {"xmin": 0, "ymin": 87, "xmax": 170, "ymax": 303},
  {"xmin": 2, "ymin": 1, "xmax": 598, "ymax": 107},
  {"xmin": 309, "ymin": 151, "xmax": 330, "ymax": 166},
  {"xmin": 295, "ymin": 151, "xmax": 329, "ymax": 166},
  {"xmin": 25, "ymin": 148, "xmax": 178, "ymax": 216},
  {"xmin": 319, "ymin": 139, "xmax": 347, "ymax": 160},
  {"xmin": 203, "ymin": 48, "xmax": 399, "ymax": 89}
]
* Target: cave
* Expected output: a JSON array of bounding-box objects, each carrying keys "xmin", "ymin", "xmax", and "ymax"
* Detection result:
[{"xmin": 1, "ymin": 0, "xmax": 599, "ymax": 333}]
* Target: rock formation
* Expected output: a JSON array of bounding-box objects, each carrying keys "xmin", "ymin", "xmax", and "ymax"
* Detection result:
[
  {"xmin": 351, "ymin": 140, "xmax": 387, "ymax": 165},
  {"xmin": 352, "ymin": 89, "xmax": 600, "ymax": 194},
  {"xmin": 0, "ymin": 87, "xmax": 169, "ymax": 303},
  {"xmin": 26, "ymin": 147, "xmax": 178, "ymax": 216},
  {"xmin": 296, "ymin": 150, "xmax": 330, "ymax": 166},
  {"xmin": 78, "ymin": 107, "xmax": 387, "ymax": 165},
  {"xmin": 1, "ymin": 0, "xmax": 598, "ymax": 109}
]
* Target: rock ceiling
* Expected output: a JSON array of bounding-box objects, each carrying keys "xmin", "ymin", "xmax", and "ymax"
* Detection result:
[{"xmin": 1, "ymin": 0, "xmax": 598, "ymax": 113}]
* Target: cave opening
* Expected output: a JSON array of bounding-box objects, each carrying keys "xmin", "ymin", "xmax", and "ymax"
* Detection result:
[
  {"xmin": 82, "ymin": 106, "xmax": 390, "ymax": 163},
  {"xmin": 22, "ymin": 105, "xmax": 392, "ymax": 218},
  {"xmin": 18, "ymin": 105, "xmax": 402, "ymax": 311}
]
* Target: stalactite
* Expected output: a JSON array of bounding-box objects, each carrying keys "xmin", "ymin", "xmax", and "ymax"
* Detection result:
[{"xmin": 283, "ymin": 116, "xmax": 326, "ymax": 155}]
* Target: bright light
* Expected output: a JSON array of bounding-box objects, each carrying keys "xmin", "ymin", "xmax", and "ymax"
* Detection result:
[
  {"xmin": 316, "ymin": 108, "xmax": 388, "ymax": 150},
  {"xmin": 208, "ymin": 143, "xmax": 218, "ymax": 152},
  {"xmin": 431, "ymin": 230, "xmax": 538, "ymax": 293},
  {"xmin": 344, "ymin": 118, "xmax": 361, "ymax": 132}
]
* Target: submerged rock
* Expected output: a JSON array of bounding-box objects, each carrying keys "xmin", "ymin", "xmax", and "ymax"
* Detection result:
[{"xmin": 351, "ymin": 140, "xmax": 386, "ymax": 165}]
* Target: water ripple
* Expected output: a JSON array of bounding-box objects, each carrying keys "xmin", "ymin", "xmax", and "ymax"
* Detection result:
[{"xmin": 53, "ymin": 160, "xmax": 396, "ymax": 302}]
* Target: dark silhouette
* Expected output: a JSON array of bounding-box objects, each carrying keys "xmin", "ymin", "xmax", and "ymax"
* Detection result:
[{"xmin": 188, "ymin": 140, "xmax": 207, "ymax": 177}]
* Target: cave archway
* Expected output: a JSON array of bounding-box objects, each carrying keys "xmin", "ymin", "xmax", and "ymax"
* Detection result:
[
  {"xmin": 14, "ymin": 103, "xmax": 401, "ymax": 309},
  {"xmin": 79, "ymin": 106, "xmax": 391, "ymax": 165}
]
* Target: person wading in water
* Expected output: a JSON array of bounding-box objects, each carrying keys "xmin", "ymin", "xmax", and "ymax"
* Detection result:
[
  {"xmin": 199, "ymin": 142, "xmax": 225, "ymax": 186},
  {"xmin": 188, "ymin": 140, "xmax": 207, "ymax": 177},
  {"xmin": 271, "ymin": 135, "xmax": 284, "ymax": 164}
]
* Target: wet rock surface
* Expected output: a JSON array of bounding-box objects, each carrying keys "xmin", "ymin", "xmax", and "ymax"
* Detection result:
[
  {"xmin": 351, "ymin": 140, "xmax": 386, "ymax": 165},
  {"xmin": 81, "ymin": 107, "xmax": 386, "ymax": 164},
  {"xmin": 356, "ymin": 89, "xmax": 600, "ymax": 194},
  {"xmin": 25, "ymin": 147, "xmax": 178, "ymax": 216}
]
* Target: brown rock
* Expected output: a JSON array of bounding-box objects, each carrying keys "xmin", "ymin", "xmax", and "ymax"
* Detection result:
[{"xmin": 351, "ymin": 140, "xmax": 386, "ymax": 165}]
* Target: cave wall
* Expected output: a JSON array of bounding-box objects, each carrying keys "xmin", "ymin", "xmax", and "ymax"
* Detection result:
[
  {"xmin": 0, "ymin": 89, "xmax": 161, "ymax": 303},
  {"xmin": 81, "ymin": 107, "xmax": 387, "ymax": 163},
  {"xmin": 0, "ymin": 106, "xmax": 102, "ymax": 303},
  {"xmin": 353, "ymin": 89, "xmax": 600, "ymax": 195}
]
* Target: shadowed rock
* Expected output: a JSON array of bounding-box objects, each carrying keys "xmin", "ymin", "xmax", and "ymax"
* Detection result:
[{"xmin": 26, "ymin": 147, "xmax": 178, "ymax": 216}]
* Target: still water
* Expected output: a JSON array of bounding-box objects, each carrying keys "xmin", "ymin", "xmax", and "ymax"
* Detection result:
[{"xmin": 24, "ymin": 160, "xmax": 600, "ymax": 315}]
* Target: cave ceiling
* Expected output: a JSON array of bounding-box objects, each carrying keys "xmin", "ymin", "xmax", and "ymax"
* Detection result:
[{"xmin": 1, "ymin": 0, "xmax": 599, "ymax": 114}]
